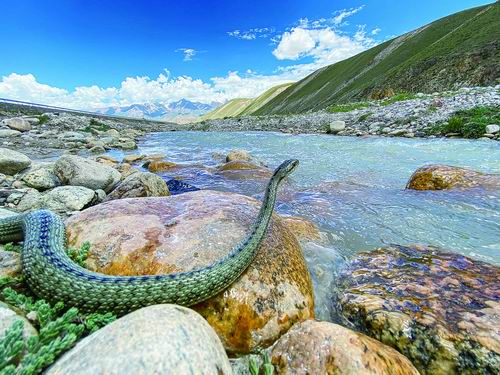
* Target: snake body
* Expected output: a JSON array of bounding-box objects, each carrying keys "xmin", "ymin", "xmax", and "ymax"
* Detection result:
[{"xmin": 0, "ymin": 159, "xmax": 299, "ymax": 315}]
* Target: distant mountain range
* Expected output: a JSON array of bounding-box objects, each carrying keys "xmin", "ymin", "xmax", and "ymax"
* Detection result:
[{"xmin": 95, "ymin": 99, "xmax": 221, "ymax": 123}]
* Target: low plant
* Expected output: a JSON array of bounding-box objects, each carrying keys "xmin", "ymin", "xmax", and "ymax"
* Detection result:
[
  {"xmin": 327, "ymin": 101, "xmax": 370, "ymax": 113},
  {"xmin": 358, "ymin": 112, "xmax": 373, "ymax": 122},
  {"xmin": 2, "ymin": 244, "xmax": 22, "ymax": 253},
  {"xmin": 66, "ymin": 242, "xmax": 90, "ymax": 268},
  {"xmin": 36, "ymin": 114, "xmax": 50, "ymax": 125},
  {"xmin": 249, "ymin": 353, "xmax": 274, "ymax": 375},
  {"xmin": 380, "ymin": 92, "xmax": 418, "ymax": 106},
  {"xmin": 81, "ymin": 119, "xmax": 111, "ymax": 133}
]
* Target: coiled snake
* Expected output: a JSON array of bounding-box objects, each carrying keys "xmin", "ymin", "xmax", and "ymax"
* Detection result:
[{"xmin": 0, "ymin": 159, "xmax": 299, "ymax": 315}]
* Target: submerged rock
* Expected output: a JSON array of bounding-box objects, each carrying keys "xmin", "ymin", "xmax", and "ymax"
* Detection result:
[
  {"xmin": 66, "ymin": 191, "xmax": 314, "ymax": 354},
  {"xmin": 45, "ymin": 304, "xmax": 232, "ymax": 375},
  {"xmin": 336, "ymin": 244, "xmax": 500, "ymax": 375},
  {"xmin": 0, "ymin": 148, "xmax": 31, "ymax": 175},
  {"xmin": 104, "ymin": 172, "xmax": 170, "ymax": 201},
  {"xmin": 217, "ymin": 161, "xmax": 272, "ymax": 180},
  {"xmin": 406, "ymin": 165, "xmax": 500, "ymax": 190},
  {"xmin": 271, "ymin": 320, "xmax": 419, "ymax": 375}
]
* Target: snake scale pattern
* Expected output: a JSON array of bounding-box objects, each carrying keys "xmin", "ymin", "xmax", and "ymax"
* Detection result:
[{"xmin": 0, "ymin": 159, "xmax": 299, "ymax": 315}]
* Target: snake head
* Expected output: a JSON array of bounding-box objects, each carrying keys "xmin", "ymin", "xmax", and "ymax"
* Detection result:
[{"xmin": 273, "ymin": 159, "xmax": 299, "ymax": 181}]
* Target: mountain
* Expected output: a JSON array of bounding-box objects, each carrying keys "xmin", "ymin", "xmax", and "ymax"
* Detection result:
[
  {"xmin": 95, "ymin": 99, "xmax": 220, "ymax": 123},
  {"xmin": 255, "ymin": 2, "xmax": 500, "ymax": 115},
  {"xmin": 198, "ymin": 82, "xmax": 293, "ymax": 121}
]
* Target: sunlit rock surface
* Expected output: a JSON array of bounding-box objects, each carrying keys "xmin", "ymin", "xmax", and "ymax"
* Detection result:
[
  {"xmin": 336, "ymin": 244, "xmax": 500, "ymax": 375},
  {"xmin": 66, "ymin": 191, "xmax": 314, "ymax": 354}
]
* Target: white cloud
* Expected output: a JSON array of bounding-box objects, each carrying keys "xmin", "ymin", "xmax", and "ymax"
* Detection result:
[
  {"xmin": 371, "ymin": 27, "xmax": 381, "ymax": 35},
  {"xmin": 332, "ymin": 6, "xmax": 364, "ymax": 25},
  {"xmin": 176, "ymin": 48, "xmax": 197, "ymax": 61},
  {"xmin": 227, "ymin": 27, "xmax": 274, "ymax": 40}
]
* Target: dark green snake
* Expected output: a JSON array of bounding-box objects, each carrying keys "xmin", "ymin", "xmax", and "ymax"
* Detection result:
[{"xmin": 0, "ymin": 159, "xmax": 299, "ymax": 315}]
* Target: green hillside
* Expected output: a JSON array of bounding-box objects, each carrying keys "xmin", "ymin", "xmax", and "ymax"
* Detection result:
[
  {"xmin": 255, "ymin": 2, "xmax": 500, "ymax": 115},
  {"xmin": 198, "ymin": 82, "xmax": 293, "ymax": 121}
]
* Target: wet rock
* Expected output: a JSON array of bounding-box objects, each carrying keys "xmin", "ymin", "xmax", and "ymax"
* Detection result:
[
  {"xmin": 0, "ymin": 148, "xmax": 31, "ymax": 175},
  {"xmin": 0, "ymin": 129, "xmax": 22, "ymax": 138},
  {"xmin": 271, "ymin": 320, "xmax": 419, "ymax": 375},
  {"xmin": 16, "ymin": 186, "xmax": 97, "ymax": 213},
  {"xmin": 281, "ymin": 215, "xmax": 322, "ymax": 243},
  {"xmin": 104, "ymin": 172, "xmax": 170, "ymax": 201},
  {"xmin": 217, "ymin": 161, "xmax": 272, "ymax": 180},
  {"xmin": 54, "ymin": 155, "xmax": 121, "ymax": 192},
  {"xmin": 226, "ymin": 149, "xmax": 254, "ymax": 163},
  {"xmin": 122, "ymin": 154, "xmax": 144, "ymax": 164},
  {"xmin": 146, "ymin": 160, "xmax": 178, "ymax": 172},
  {"xmin": 336, "ymin": 244, "xmax": 500, "ymax": 375},
  {"xmin": 20, "ymin": 163, "xmax": 60, "ymax": 191},
  {"xmin": 66, "ymin": 191, "xmax": 314, "ymax": 354},
  {"xmin": 406, "ymin": 165, "xmax": 500, "ymax": 190},
  {"xmin": 45, "ymin": 304, "xmax": 232, "ymax": 375},
  {"xmin": 485, "ymin": 124, "xmax": 499, "ymax": 134},
  {"xmin": 1, "ymin": 118, "xmax": 32, "ymax": 132}
]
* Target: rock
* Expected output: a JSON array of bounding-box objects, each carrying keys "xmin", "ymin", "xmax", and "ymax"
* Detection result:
[
  {"xmin": 95, "ymin": 155, "xmax": 119, "ymax": 166},
  {"xmin": 54, "ymin": 155, "xmax": 121, "ymax": 192},
  {"xmin": 144, "ymin": 153, "xmax": 166, "ymax": 162},
  {"xmin": 146, "ymin": 160, "xmax": 178, "ymax": 172},
  {"xmin": 217, "ymin": 161, "xmax": 273, "ymax": 180},
  {"xmin": 104, "ymin": 172, "xmax": 170, "ymax": 201},
  {"xmin": 281, "ymin": 216, "xmax": 322, "ymax": 243},
  {"xmin": 66, "ymin": 191, "xmax": 314, "ymax": 354},
  {"xmin": 389, "ymin": 129, "xmax": 408, "ymax": 136},
  {"xmin": 0, "ymin": 148, "xmax": 31, "ymax": 175},
  {"xmin": 20, "ymin": 163, "xmax": 60, "ymax": 191},
  {"xmin": 115, "ymin": 139, "xmax": 137, "ymax": 150},
  {"xmin": 122, "ymin": 154, "xmax": 144, "ymax": 164},
  {"xmin": 329, "ymin": 121, "xmax": 346, "ymax": 134},
  {"xmin": 59, "ymin": 131, "xmax": 87, "ymax": 142},
  {"xmin": 0, "ymin": 250, "xmax": 21, "ymax": 278},
  {"xmin": 406, "ymin": 165, "xmax": 500, "ymax": 190},
  {"xmin": 271, "ymin": 320, "xmax": 419, "ymax": 375},
  {"xmin": 45, "ymin": 304, "xmax": 232, "ymax": 375},
  {"xmin": 1, "ymin": 118, "xmax": 32, "ymax": 132},
  {"xmin": 336, "ymin": 244, "xmax": 500, "ymax": 375},
  {"xmin": 16, "ymin": 186, "xmax": 97, "ymax": 213},
  {"xmin": 0, "ymin": 129, "xmax": 22, "ymax": 138},
  {"xmin": 89, "ymin": 146, "xmax": 105, "ymax": 154},
  {"xmin": 105, "ymin": 128, "xmax": 120, "ymax": 137},
  {"xmin": 0, "ymin": 302, "xmax": 38, "ymax": 343},
  {"xmin": 226, "ymin": 149, "xmax": 253, "ymax": 163},
  {"xmin": 485, "ymin": 124, "xmax": 499, "ymax": 134},
  {"xmin": 114, "ymin": 163, "xmax": 139, "ymax": 179}
]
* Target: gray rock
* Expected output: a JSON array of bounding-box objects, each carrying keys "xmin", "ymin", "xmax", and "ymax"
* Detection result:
[
  {"xmin": 0, "ymin": 302, "xmax": 38, "ymax": 343},
  {"xmin": 89, "ymin": 146, "xmax": 106, "ymax": 154},
  {"xmin": 45, "ymin": 304, "xmax": 232, "ymax": 375},
  {"xmin": 1, "ymin": 118, "xmax": 32, "ymax": 132},
  {"xmin": 0, "ymin": 129, "xmax": 22, "ymax": 138},
  {"xmin": 54, "ymin": 155, "xmax": 121, "ymax": 192},
  {"xmin": 59, "ymin": 131, "xmax": 87, "ymax": 142},
  {"xmin": 21, "ymin": 164, "xmax": 60, "ymax": 190},
  {"xmin": 485, "ymin": 124, "xmax": 499, "ymax": 134},
  {"xmin": 105, "ymin": 172, "xmax": 170, "ymax": 201},
  {"xmin": 16, "ymin": 186, "xmax": 96, "ymax": 212},
  {"xmin": 0, "ymin": 250, "xmax": 21, "ymax": 278},
  {"xmin": 0, "ymin": 148, "xmax": 31, "ymax": 175},
  {"xmin": 105, "ymin": 129, "xmax": 120, "ymax": 137},
  {"xmin": 329, "ymin": 120, "xmax": 346, "ymax": 134}
]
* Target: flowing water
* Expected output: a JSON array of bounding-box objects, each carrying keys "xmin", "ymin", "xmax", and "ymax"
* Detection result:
[{"xmin": 109, "ymin": 131, "xmax": 500, "ymax": 319}]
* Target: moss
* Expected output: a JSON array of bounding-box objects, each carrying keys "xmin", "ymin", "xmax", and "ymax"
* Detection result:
[{"xmin": 2, "ymin": 243, "xmax": 22, "ymax": 253}]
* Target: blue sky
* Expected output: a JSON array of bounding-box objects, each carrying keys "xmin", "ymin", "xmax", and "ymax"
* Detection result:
[{"xmin": 0, "ymin": 0, "xmax": 492, "ymax": 109}]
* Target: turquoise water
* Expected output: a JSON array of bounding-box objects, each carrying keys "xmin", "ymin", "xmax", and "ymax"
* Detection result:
[{"xmin": 109, "ymin": 131, "xmax": 500, "ymax": 319}]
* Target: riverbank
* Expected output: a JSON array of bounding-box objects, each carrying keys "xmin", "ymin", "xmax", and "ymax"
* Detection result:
[{"xmin": 188, "ymin": 86, "xmax": 500, "ymax": 139}]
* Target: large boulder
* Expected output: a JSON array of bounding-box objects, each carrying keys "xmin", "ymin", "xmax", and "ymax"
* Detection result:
[
  {"xmin": 217, "ymin": 161, "xmax": 272, "ymax": 180},
  {"xmin": 66, "ymin": 191, "xmax": 314, "ymax": 354},
  {"xmin": 271, "ymin": 320, "xmax": 419, "ymax": 375},
  {"xmin": 0, "ymin": 129, "xmax": 22, "ymax": 138},
  {"xmin": 20, "ymin": 163, "xmax": 60, "ymax": 190},
  {"xmin": 336, "ymin": 244, "xmax": 500, "ymax": 375},
  {"xmin": 104, "ymin": 172, "xmax": 170, "ymax": 201},
  {"xmin": 329, "ymin": 120, "xmax": 346, "ymax": 134},
  {"xmin": 406, "ymin": 165, "xmax": 500, "ymax": 190},
  {"xmin": 16, "ymin": 186, "xmax": 97, "ymax": 213},
  {"xmin": 54, "ymin": 155, "xmax": 121, "ymax": 192},
  {"xmin": 1, "ymin": 117, "xmax": 32, "ymax": 132},
  {"xmin": 45, "ymin": 304, "xmax": 232, "ymax": 375},
  {"xmin": 0, "ymin": 148, "xmax": 31, "ymax": 175}
]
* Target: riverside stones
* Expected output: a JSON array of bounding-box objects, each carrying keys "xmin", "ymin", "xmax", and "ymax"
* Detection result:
[
  {"xmin": 54, "ymin": 155, "xmax": 121, "ymax": 192},
  {"xmin": 104, "ymin": 172, "xmax": 170, "ymax": 201},
  {"xmin": 271, "ymin": 320, "xmax": 419, "ymax": 375},
  {"xmin": 1, "ymin": 118, "xmax": 32, "ymax": 132},
  {"xmin": 406, "ymin": 165, "xmax": 500, "ymax": 190},
  {"xmin": 0, "ymin": 148, "xmax": 31, "ymax": 175},
  {"xmin": 66, "ymin": 191, "xmax": 314, "ymax": 354},
  {"xmin": 0, "ymin": 129, "xmax": 22, "ymax": 138},
  {"xmin": 45, "ymin": 305, "xmax": 232, "ymax": 375},
  {"xmin": 329, "ymin": 120, "xmax": 346, "ymax": 134},
  {"xmin": 16, "ymin": 186, "xmax": 97, "ymax": 213},
  {"xmin": 486, "ymin": 124, "xmax": 499, "ymax": 134},
  {"xmin": 20, "ymin": 163, "xmax": 60, "ymax": 190},
  {"xmin": 336, "ymin": 244, "xmax": 500, "ymax": 375}
]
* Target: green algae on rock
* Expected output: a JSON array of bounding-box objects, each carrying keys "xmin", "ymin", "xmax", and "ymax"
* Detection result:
[{"xmin": 335, "ymin": 244, "xmax": 500, "ymax": 375}]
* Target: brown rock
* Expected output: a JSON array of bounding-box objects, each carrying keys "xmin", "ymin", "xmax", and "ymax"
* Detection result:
[
  {"xmin": 122, "ymin": 154, "xmax": 144, "ymax": 164},
  {"xmin": 406, "ymin": 165, "xmax": 500, "ymax": 190},
  {"xmin": 0, "ymin": 250, "xmax": 21, "ymax": 278},
  {"xmin": 281, "ymin": 216, "xmax": 322, "ymax": 243},
  {"xmin": 271, "ymin": 320, "xmax": 419, "ymax": 375},
  {"xmin": 114, "ymin": 163, "xmax": 139, "ymax": 180},
  {"xmin": 66, "ymin": 191, "xmax": 314, "ymax": 354},
  {"xmin": 147, "ymin": 160, "xmax": 178, "ymax": 172},
  {"xmin": 226, "ymin": 149, "xmax": 253, "ymax": 163},
  {"xmin": 95, "ymin": 155, "xmax": 119, "ymax": 166},
  {"xmin": 217, "ymin": 161, "xmax": 272, "ymax": 180},
  {"xmin": 104, "ymin": 172, "xmax": 170, "ymax": 201},
  {"xmin": 337, "ymin": 244, "xmax": 500, "ymax": 375}
]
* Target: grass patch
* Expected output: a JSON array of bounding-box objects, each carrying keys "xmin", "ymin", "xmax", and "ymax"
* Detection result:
[
  {"xmin": 425, "ymin": 106, "xmax": 500, "ymax": 138},
  {"xmin": 2, "ymin": 243, "xmax": 22, "ymax": 253},
  {"xmin": 36, "ymin": 114, "xmax": 50, "ymax": 125},
  {"xmin": 66, "ymin": 242, "xmax": 90, "ymax": 268},
  {"xmin": 380, "ymin": 92, "xmax": 418, "ymax": 106},
  {"xmin": 358, "ymin": 112, "xmax": 373, "ymax": 122},
  {"xmin": 80, "ymin": 119, "xmax": 111, "ymax": 133},
  {"xmin": 327, "ymin": 102, "xmax": 370, "ymax": 113}
]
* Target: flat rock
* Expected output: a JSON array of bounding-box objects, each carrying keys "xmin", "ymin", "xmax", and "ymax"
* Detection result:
[
  {"xmin": 66, "ymin": 191, "xmax": 314, "ymax": 354},
  {"xmin": 104, "ymin": 172, "xmax": 170, "ymax": 201},
  {"xmin": 45, "ymin": 304, "xmax": 232, "ymax": 375},
  {"xmin": 1, "ymin": 117, "xmax": 32, "ymax": 132},
  {"xmin": 16, "ymin": 186, "xmax": 97, "ymax": 213},
  {"xmin": 54, "ymin": 155, "xmax": 121, "ymax": 192},
  {"xmin": 0, "ymin": 148, "xmax": 31, "ymax": 175},
  {"xmin": 271, "ymin": 320, "xmax": 419, "ymax": 375},
  {"xmin": 0, "ymin": 129, "xmax": 22, "ymax": 138},
  {"xmin": 406, "ymin": 164, "xmax": 500, "ymax": 190},
  {"xmin": 336, "ymin": 244, "xmax": 500, "ymax": 375},
  {"xmin": 20, "ymin": 163, "xmax": 60, "ymax": 190}
]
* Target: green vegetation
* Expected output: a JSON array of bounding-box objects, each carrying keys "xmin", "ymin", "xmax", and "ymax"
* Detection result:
[
  {"xmin": 66, "ymin": 242, "xmax": 91, "ymax": 268},
  {"xmin": 425, "ymin": 106, "xmax": 500, "ymax": 138},
  {"xmin": 249, "ymin": 353, "xmax": 274, "ymax": 375},
  {"xmin": 0, "ymin": 288, "xmax": 115, "ymax": 375},
  {"xmin": 2, "ymin": 244, "xmax": 22, "ymax": 253},
  {"xmin": 358, "ymin": 112, "xmax": 373, "ymax": 122},
  {"xmin": 255, "ymin": 3, "xmax": 500, "ymax": 115},
  {"xmin": 327, "ymin": 101, "xmax": 371, "ymax": 113},
  {"xmin": 36, "ymin": 114, "xmax": 50, "ymax": 125},
  {"xmin": 380, "ymin": 93, "xmax": 418, "ymax": 106},
  {"xmin": 80, "ymin": 118, "xmax": 111, "ymax": 133}
]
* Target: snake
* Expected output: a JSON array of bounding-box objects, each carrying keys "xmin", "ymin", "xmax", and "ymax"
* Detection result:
[{"xmin": 0, "ymin": 159, "xmax": 299, "ymax": 315}]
